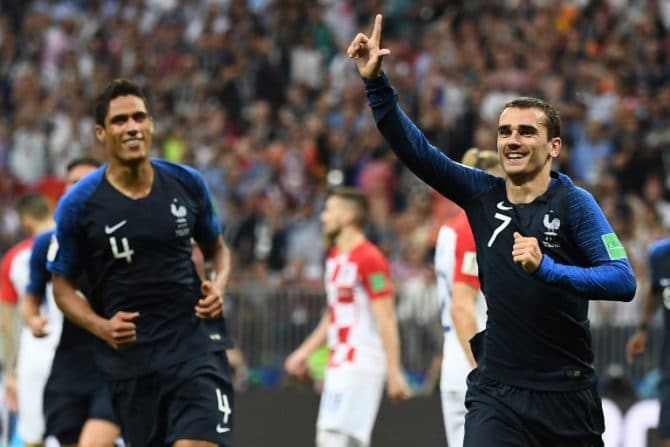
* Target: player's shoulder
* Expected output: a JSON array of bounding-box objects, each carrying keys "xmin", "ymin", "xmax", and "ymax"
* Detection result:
[
  {"xmin": 649, "ymin": 238, "xmax": 670, "ymax": 260},
  {"xmin": 58, "ymin": 166, "xmax": 106, "ymax": 211},
  {"xmin": 32, "ymin": 229, "xmax": 55, "ymax": 253},
  {"xmin": 152, "ymin": 158, "xmax": 206, "ymax": 189},
  {"xmin": 351, "ymin": 240, "xmax": 388, "ymax": 264}
]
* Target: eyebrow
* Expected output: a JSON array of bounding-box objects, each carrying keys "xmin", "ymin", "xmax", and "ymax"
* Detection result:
[
  {"xmin": 109, "ymin": 111, "xmax": 148, "ymax": 124},
  {"xmin": 498, "ymin": 124, "xmax": 539, "ymax": 134}
]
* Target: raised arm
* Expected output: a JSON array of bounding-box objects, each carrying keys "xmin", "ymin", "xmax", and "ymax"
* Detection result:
[{"xmin": 348, "ymin": 14, "xmax": 499, "ymax": 207}]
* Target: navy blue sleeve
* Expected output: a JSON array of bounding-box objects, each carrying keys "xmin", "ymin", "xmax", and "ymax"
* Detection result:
[
  {"xmin": 534, "ymin": 186, "xmax": 636, "ymax": 301},
  {"xmin": 48, "ymin": 192, "xmax": 84, "ymax": 279},
  {"xmin": 26, "ymin": 230, "xmax": 54, "ymax": 302},
  {"xmin": 364, "ymin": 73, "xmax": 501, "ymax": 207},
  {"xmin": 648, "ymin": 240, "xmax": 670, "ymax": 293}
]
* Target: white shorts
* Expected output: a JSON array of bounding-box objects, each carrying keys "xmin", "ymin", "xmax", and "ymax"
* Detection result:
[
  {"xmin": 316, "ymin": 429, "xmax": 365, "ymax": 447},
  {"xmin": 441, "ymin": 389, "xmax": 466, "ymax": 447},
  {"xmin": 316, "ymin": 368, "xmax": 385, "ymax": 446},
  {"xmin": 16, "ymin": 327, "xmax": 58, "ymax": 443}
]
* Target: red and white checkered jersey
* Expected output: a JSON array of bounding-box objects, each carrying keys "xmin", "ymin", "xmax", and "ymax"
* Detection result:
[
  {"xmin": 0, "ymin": 238, "xmax": 33, "ymax": 305},
  {"xmin": 324, "ymin": 240, "xmax": 393, "ymax": 373},
  {"xmin": 434, "ymin": 211, "xmax": 486, "ymax": 391}
]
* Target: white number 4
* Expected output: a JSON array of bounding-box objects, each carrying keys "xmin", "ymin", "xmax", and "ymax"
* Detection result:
[
  {"xmin": 109, "ymin": 237, "xmax": 134, "ymax": 263},
  {"xmin": 487, "ymin": 213, "xmax": 511, "ymax": 247},
  {"xmin": 216, "ymin": 388, "xmax": 232, "ymax": 425}
]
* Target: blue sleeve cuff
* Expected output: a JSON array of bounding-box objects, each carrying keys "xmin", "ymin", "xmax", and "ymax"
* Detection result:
[{"xmin": 534, "ymin": 254, "xmax": 555, "ymax": 281}]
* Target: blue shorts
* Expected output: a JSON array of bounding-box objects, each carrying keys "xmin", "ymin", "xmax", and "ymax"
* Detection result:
[
  {"xmin": 463, "ymin": 369, "xmax": 604, "ymax": 447},
  {"xmin": 44, "ymin": 383, "xmax": 118, "ymax": 444},
  {"xmin": 108, "ymin": 351, "xmax": 234, "ymax": 447}
]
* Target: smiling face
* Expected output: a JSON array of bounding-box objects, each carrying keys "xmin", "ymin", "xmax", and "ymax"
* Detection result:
[
  {"xmin": 497, "ymin": 106, "xmax": 561, "ymax": 183},
  {"xmin": 95, "ymin": 95, "xmax": 153, "ymax": 166}
]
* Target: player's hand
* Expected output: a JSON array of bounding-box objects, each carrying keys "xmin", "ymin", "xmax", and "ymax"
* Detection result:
[
  {"xmin": 103, "ymin": 311, "xmax": 140, "ymax": 350},
  {"xmin": 27, "ymin": 315, "xmax": 49, "ymax": 338},
  {"xmin": 386, "ymin": 368, "xmax": 412, "ymax": 402},
  {"xmin": 347, "ymin": 14, "xmax": 391, "ymax": 79},
  {"xmin": 195, "ymin": 281, "xmax": 224, "ymax": 319},
  {"xmin": 512, "ymin": 232, "xmax": 543, "ymax": 274},
  {"xmin": 626, "ymin": 330, "xmax": 648, "ymax": 364},
  {"xmin": 284, "ymin": 348, "xmax": 310, "ymax": 382},
  {"xmin": 2, "ymin": 372, "xmax": 17, "ymax": 412}
]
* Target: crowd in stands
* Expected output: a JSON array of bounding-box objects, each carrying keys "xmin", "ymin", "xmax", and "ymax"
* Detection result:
[{"xmin": 0, "ymin": 0, "xmax": 669, "ymax": 338}]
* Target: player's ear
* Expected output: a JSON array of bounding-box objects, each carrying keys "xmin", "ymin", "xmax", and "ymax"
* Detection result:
[
  {"xmin": 95, "ymin": 124, "xmax": 105, "ymax": 143},
  {"xmin": 548, "ymin": 137, "xmax": 561, "ymax": 158}
]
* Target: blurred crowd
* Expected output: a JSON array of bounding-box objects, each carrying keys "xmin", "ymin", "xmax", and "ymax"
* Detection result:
[{"xmin": 0, "ymin": 0, "xmax": 669, "ymax": 332}]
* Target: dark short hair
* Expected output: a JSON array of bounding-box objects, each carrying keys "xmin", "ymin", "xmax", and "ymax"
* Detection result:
[
  {"xmin": 16, "ymin": 192, "xmax": 51, "ymax": 220},
  {"xmin": 66, "ymin": 156, "xmax": 102, "ymax": 172},
  {"xmin": 502, "ymin": 97, "xmax": 561, "ymax": 139},
  {"xmin": 329, "ymin": 187, "xmax": 369, "ymax": 229},
  {"xmin": 94, "ymin": 78, "xmax": 148, "ymax": 126}
]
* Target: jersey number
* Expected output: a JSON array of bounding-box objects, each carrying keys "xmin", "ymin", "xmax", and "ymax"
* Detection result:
[
  {"xmin": 487, "ymin": 213, "xmax": 511, "ymax": 247},
  {"xmin": 109, "ymin": 237, "xmax": 134, "ymax": 263},
  {"xmin": 216, "ymin": 387, "xmax": 232, "ymax": 432}
]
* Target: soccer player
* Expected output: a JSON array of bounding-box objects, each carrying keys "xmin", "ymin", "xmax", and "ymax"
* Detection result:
[
  {"xmin": 348, "ymin": 15, "xmax": 636, "ymax": 446},
  {"xmin": 21, "ymin": 157, "xmax": 121, "ymax": 447},
  {"xmin": 0, "ymin": 193, "xmax": 60, "ymax": 447},
  {"xmin": 285, "ymin": 187, "xmax": 411, "ymax": 447},
  {"xmin": 434, "ymin": 148, "xmax": 501, "ymax": 447},
  {"xmin": 626, "ymin": 237, "xmax": 670, "ymax": 447},
  {"xmin": 47, "ymin": 79, "xmax": 234, "ymax": 447}
]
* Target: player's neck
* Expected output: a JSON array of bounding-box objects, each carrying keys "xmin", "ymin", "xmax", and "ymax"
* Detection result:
[
  {"xmin": 335, "ymin": 227, "xmax": 365, "ymax": 253},
  {"xmin": 106, "ymin": 160, "xmax": 154, "ymax": 199},
  {"xmin": 505, "ymin": 167, "xmax": 552, "ymax": 204}
]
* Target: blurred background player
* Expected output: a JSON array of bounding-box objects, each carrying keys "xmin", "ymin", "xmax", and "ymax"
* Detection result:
[
  {"xmin": 627, "ymin": 236, "xmax": 670, "ymax": 447},
  {"xmin": 0, "ymin": 193, "xmax": 60, "ymax": 447},
  {"xmin": 48, "ymin": 78, "xmax": 233, "ymax": 447},
  {"xmin": 285, "ymin": 187, "xmax": 411, "ymax": 447},
  {"xmin": 434, "ymin": 148, "xmax": 502, "ymax": 447},
  {"xmin": 21, "ymin": 156, "xmax": 121, "ymax": 447}
]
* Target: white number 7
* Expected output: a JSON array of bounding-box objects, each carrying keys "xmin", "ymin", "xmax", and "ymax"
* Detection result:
[{"xmin": 487, "ymin": 213, "xmax": 511, "ymax": 247}]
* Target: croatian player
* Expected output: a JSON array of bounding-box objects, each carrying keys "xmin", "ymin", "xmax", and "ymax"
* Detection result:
[{"xmin": 285, "ymin": 187, "xmax": 411, "ymax": 447}]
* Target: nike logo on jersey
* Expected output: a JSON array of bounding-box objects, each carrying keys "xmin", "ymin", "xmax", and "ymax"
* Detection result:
[
  {"xmin": 216, "ymin": 424, "xmax": 230, "ymax": 434},
  {"xmin": 496, "ymin": 201, "xmax": 513, "ymax": 211},
  {"xmin": 104, "ymin": 220, "xmax": 127, "ymax": 234}
]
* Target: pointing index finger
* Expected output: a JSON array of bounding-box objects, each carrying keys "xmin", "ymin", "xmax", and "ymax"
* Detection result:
[{"xmin": 370, "ymin": 13, "xmax": 383, "ymax": 46}]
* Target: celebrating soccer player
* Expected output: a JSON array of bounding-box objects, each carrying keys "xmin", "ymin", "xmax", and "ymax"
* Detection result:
[{"xmin": 348, "ymin": 14, "xmax": 636, "ymax": 446}]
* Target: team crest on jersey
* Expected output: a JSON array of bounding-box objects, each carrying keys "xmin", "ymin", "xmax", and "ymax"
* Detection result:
[
  {"xmin": 541, "ymin": 211, "xmax": 561, "ymax": 248},
  {"xmin": 171, "ymin": 198, "xmax": 190, "ymax": 237}
]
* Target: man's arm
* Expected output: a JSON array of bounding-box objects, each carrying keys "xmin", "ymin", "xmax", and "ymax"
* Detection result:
[
  {"xmin": 0, "ymin": 302, "xmax": 17, "ymax": 373},
  {"xmin": 349, "ymin": 14, "xmax": 498, "ymax": 207},
  {"xmin": 52, "ymin": 274, "xmax": 138, "ymax": 350},
  {"xmin": 195, "ymin": 236, "xmax": 231, "ymax": 319},
  {"xmin": 527, "ymin": 187, "xmax": 636, "ymax": 301},
  {"xmin": 20, "ymin": 293, "xmax": 48, "ymax": 338},
  {"xmin": 284, "ymin": 313, "xmax": 329, "ymax": 379},
  {"xmin": 626, "ymin": 283, "xmax": 659, "ymax": 363},
  {"xmin": 370, "ymin": 295, "xmax": 411, "ymax": 400},
  {"xmin": 450, "ymin": 282, "xmax": 479, "ymax": 368}
]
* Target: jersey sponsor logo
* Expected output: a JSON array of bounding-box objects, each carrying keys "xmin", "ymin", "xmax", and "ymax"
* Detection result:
[
  {"xmin": 496, "ymin": 201, "xmax": 513, "ymax": 211},
  {"xmin": 602, "ymin": 233, "xmax": 627, "ymax": 260},
  {"xmin": 369, "ymin": 272, "xmax": 386, "ymax": 292},
  {"xmin": 104, "ymin": 220, "xmax": 127, "ymax": 234},
  {"xmin": 461, "ymin": 251, "xmax": 478, "ymax": 276}
]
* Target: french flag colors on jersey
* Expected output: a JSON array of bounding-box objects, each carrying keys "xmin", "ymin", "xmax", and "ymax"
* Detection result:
[
  {"xmin": 435, "ymin": 211, "xmax": 487, "ymax": 392},
  {"xmin": 324, "ymin": 240, "xmax": 393, "ymax": 372}
]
